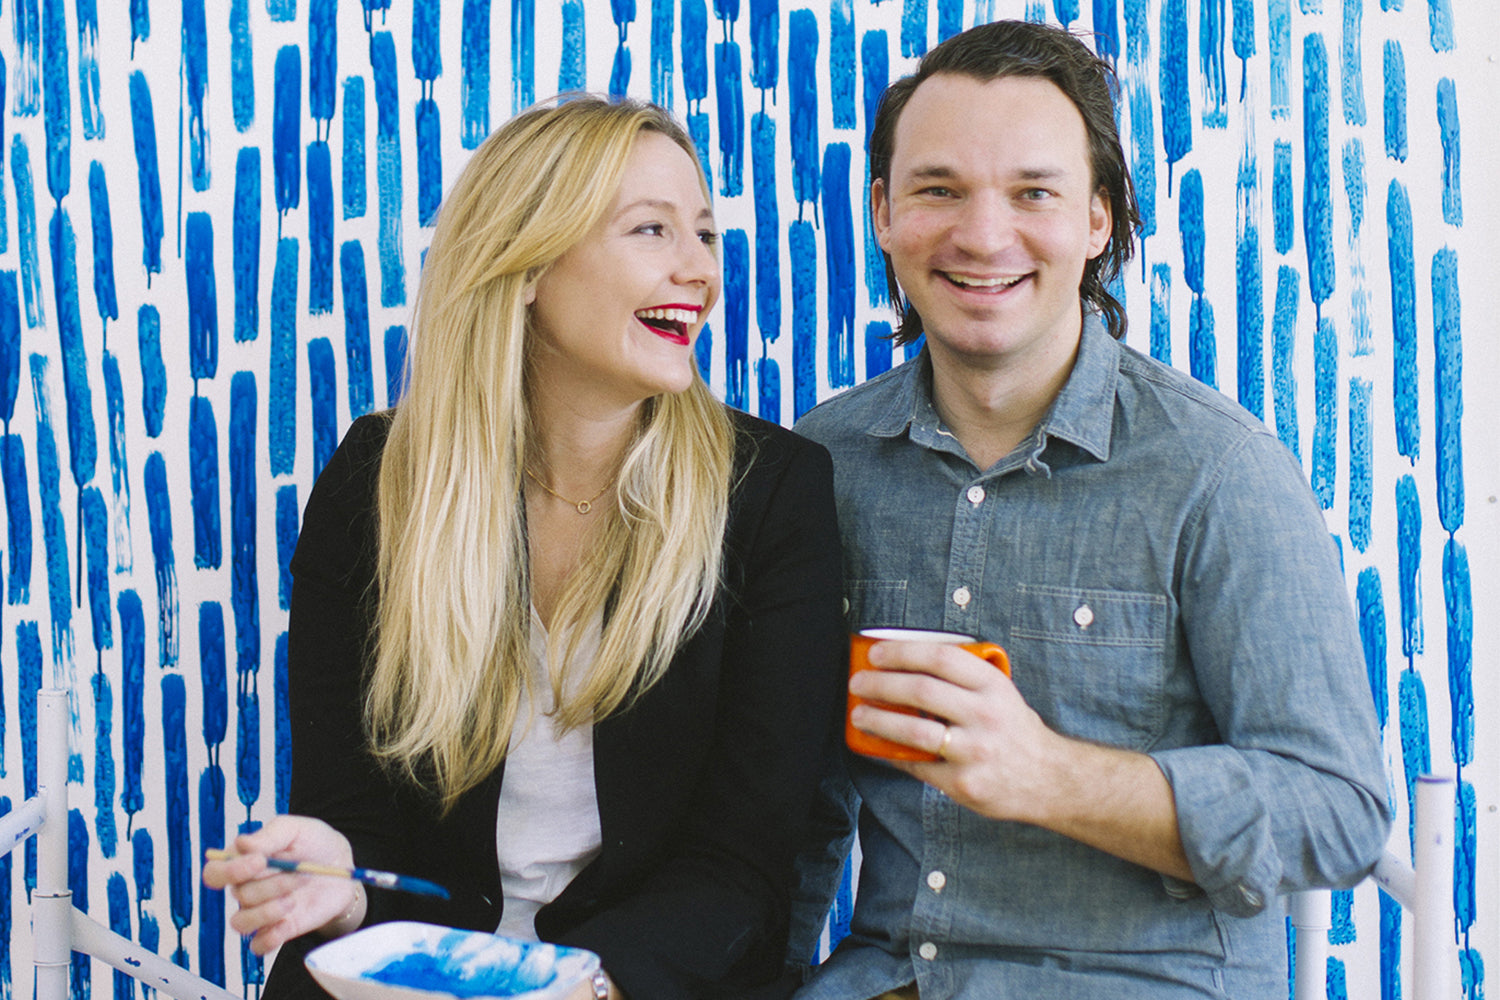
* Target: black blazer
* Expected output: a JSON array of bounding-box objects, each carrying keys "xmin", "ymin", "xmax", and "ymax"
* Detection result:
[{"xmin": 264, "ymin": 409, "xmax": 846, "ymax": 1000}]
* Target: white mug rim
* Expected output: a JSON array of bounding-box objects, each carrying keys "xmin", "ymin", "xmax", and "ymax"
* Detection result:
[{"xmin": 858, "ymin": 628, "xmax": 979, "ymax": 644}]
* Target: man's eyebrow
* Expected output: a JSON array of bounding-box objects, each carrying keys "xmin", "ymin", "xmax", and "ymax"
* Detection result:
[{"xmin": 898, "ymin": 164, "xmax": 1072, "ymax": 182}]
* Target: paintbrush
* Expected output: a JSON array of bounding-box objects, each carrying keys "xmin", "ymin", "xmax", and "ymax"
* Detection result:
[{"xmin": 204, "ymin": 848, "xmax": 451, "ymax": 899}]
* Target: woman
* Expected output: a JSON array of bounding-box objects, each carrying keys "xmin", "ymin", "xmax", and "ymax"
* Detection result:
[{"xmin": 203, "ymin": 96, "xmax": 845, "ymax": 1000}]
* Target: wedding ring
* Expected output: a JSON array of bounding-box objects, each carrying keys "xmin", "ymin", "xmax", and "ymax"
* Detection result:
[{"xmin": 937, "ymin": 725, "xmax": 953, "ymax": 759}]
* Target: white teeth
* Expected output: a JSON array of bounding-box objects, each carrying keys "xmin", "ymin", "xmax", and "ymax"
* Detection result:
[
  {"xmin": 635, "ymin": 307, "xmax": 698, "ymax": 324},
  {"xmin": 945, "ymin": 273, "xmax": 1023, "ymax": 288}
]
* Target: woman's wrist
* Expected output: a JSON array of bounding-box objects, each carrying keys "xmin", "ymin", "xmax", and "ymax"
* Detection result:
[{"xmin": 321, "ymin": 883, "xmax": 366, "ymax": 938}]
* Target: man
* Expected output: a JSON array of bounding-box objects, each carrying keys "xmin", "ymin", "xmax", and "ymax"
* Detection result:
[{"xmin": 791, "ymin": 19, "xmax": 1391, "ymax": 1000}]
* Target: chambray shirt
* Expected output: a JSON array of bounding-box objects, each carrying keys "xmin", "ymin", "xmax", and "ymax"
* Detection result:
[{"xmin": 791, "ymin": 316, "xmax": 1391, "ymax": 1000}]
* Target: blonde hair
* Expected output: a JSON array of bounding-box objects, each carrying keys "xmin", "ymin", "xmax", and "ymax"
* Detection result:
[{"xmin": 368, "ymin": 96, "xmax": 735, "ymax": 810}]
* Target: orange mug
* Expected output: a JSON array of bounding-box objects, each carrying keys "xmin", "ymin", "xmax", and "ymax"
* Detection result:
[{"xmin": 847, "ymin": 628, "xmax": 1011, "ymax": 761}]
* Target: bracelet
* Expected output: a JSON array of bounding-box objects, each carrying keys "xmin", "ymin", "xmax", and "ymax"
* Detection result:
[
  {"xmin": 590, "ymin": 969, "xmax": 609, "ymax": 1000},
  {"xmin": 338, "ymin": 884, "xmax": 364, "ymax": 931}
]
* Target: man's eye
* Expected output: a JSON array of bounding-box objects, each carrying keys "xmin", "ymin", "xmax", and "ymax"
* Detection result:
[{"xmin": 920, "ymin": 187, "xmax": 955, "ymax": 198}]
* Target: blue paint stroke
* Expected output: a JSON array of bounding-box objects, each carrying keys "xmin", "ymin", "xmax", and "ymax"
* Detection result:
[
  {"xmin": 185, "ymin": 212, "xmax": 219, "ymax": 381},
  {"xmin": 1387, "ymin": 180, "xmax": 1418, "ymax": 460},
  {"xmin": 1330, "ymin": 889, "xmax": 1354, "ymax": 944},
  {"xmin": 1432, "ymin": 246, "xmax": 1462, "ymax": 531},
  {"xmin": 231, "ymin": 0, "xmax": 253, "ymax": 132},
  {"xmin": 372, "ymin": 32, "xmax": 407, "ymax": 307},
  {"xmin": 462, "ymin": 0, "xmax": 492, "ymax": 148},
  {"xmin": 200, "ymin": 601, "xmax": 227, "ymax": 751},
  {"xmin": 558, "ymin": 0, "xmax": 585, "ymax": 94},
  {"xmin": 695, "ymin": 319, "xmax": 712, "ymax": 383},
  {"xmin": 413, "ymin": 0, "xmax": 441, "ymax": 82},
  {"xmin": 13, "ymin": 0, "xmax": 40, "ymax": 115},
  {"xmin": 1149, "ymin": 264, "xmax": 1171, "ymax": 364},
  {"xmin": 303, "ymin": 142, "xmax": 332, "ymax": 314},
  {"xmin": 715, "ymin": 42, "xmax": 744, "ymax": 197},
  {"xmin": 234, "ymin": 148, "xmax": 261, "ymax": 341},
  {"xmin": 1326, "ymin": 957, "xmax": 1347, "ymax": 999},
  {"xmin": 182, "ymin": 0, "xmax": 210, "ymax": 190},
  {"xmin": 824, "ymin": 143, "xmax": 855, "ymax": 389},
  {"xmin": 1180, "ymin": 169, "xmax": 1205, "ymax": 293},
  {"xmin": 68, "ymin": 810, "xmax": 89, "ymax": 997},
  {"xmin": 230, "ymin": 373, "xmax": 260, "ymax": 682},
  {"xmin": 1188, "ymin": 296, "xmax": 1216, "ymax": 389},
  {"xmin": 788, "ymin": 11, "xmax": 820, "ymax": 211},
  {"xmin": 91, "ymin": 670, "xmax": 116, "ymax": 857},
  {"xmin": 46, "ymin": 210, "xmax": 97, "ymax": 490},
  {"xmin": 82, "ymin": 486, "xmax": 110, "ymax": 650},
  {"xmin": 1348, "ymin": 377, "xmax": 1372, "ymax": 552},
  {"xmin": 1093, "ymin": 0, "xmax": 1121, "ymax": 62},
  {"xmin": 1443, "ymin": 539, "xmax": 1471, "ymax": 767},
  {"xmin": 862, "ymin": 31, "xmax": 891, "ymax": 301},
  {"xmin": 128, "ymin": 72, "xmax": 164, "ymax": 278},
  {"xmin": 3, "ymin": 435, "xmax": 32, "ymax": 604},
  {"xmin": 275, "ymin": 486, "xmax": 299, "ymax": 612},
  {"xmin": 385, "ymin": 324, "xmax": 408, "ymax": 405},
  {"xmin": 1235, "ymin": 144, "xmax": 1262, "ymax": 418},
  {"xmin": 682, "ymin": 0, "xmax": 707, "ymax": 103},
  {"xmin": 750, "ymin": 0, "xmax": 777, "ymax": 91},
  {"xmin": 1395, "ymin": 473, "xmax": 1422, "ymax": 658},
  {"xmin": 1231, "ymin": 0, "xmax": 1255, "ymax": 84},
  {"xmin": 267, "ymin": 239, "xmax": 297, "ymax": 480},
  {"xmin": 830, "ymin": 0, "xmax": 854, "ymax": 129},
  {"xmin": 752, "ymin": 114, "xmax": 780, "ymax": 348},
  {"xmin": 1198, "ymin": 0, "xmax": 1227, "ymax": 128},
  {"xmin": 267, "ymin": 0, "xmax": 293, "ymax": 20},
  {"xmin": 238, "ymin": 679, "xmax": 260, "ymax": 810},
  {"xmin": 105, "ymin": 364, "xmax": 132, "ymax": 561},
  {"xmin": 41, "ymin": 0, "xmax": 72, "ymax": 200},
  {"xmin": 1123, "ymin": 1, "xmax": 1157, "ymax": 240},
  {"xmin": 1341, "ymin": 0, "xmax": 1365, "ymax": 124},
  {"xmin": 1160, "ymin": 0, "xmax": 1192, "ymax": 191},
  {"xmin": 343, "ymin": 78, "xmax": 367, "ymax": 218},
  {"xmin": 1428, "ymin": 0, "xmax": 1454, "ymax": 51},
  {"xmin": 1271, "ymin": 265, "xmax": 1300, "ymax": 459},
  {"xmin": 865, "ymin": 320, "xmax": 893, "ymax": 380},
  {"xmin": 144, "ymin": 452, "xmax": 178, "ymax": 666},
  {"xmin": 1437, "ymin": 78, "xmax": 1461, "ymax": 225},
  {"xmin": 1342, "ymin": 139, "xmax": 1372, "ymax": 355},
  {"xmin": 1383, "ymin": 40, "xmax": 1406, "ymax": 161},
  {"xmin": 723, "ymin": 230, "xmax": 748, "ymax": 410},
  {"xmin": 11, "ymin": 137, "xmax": 46, "ymax": 328},
  {"xmin": 416, "ymin": 100, "xmax": 441, "ymax": 226},
  {"xmin": 275, "ymin": 631, "xmax": 292, "ymax": 812},
  {"xmin": 610, "ymin": 32, "xmax": 634, "ymax": 100},
  {"xmin": 132, "ymin": 828, "xmax": 159, "ymax": 959},
  {"xmin": 1311, "ymin": 317, "xmax": 1336, "ymax": 508},
  {"xmin": 119, "ymin": 589, "xmax": 145, "ymax": 823},
  {"xmin": 162, "ymin": 672, "xmax": 192, "ymax": 956},
  {"xmin": 130, "ymin": 0, "xmax": 148, "ymax": 51},
  {"xmin": 199, "ymin": 765, "xmax": 225, "ymax": 982},
  {"xmin": 0, "ymin": 273, "xmax": 19, "ymax": 421},
  {"xmin": 1455, "ymin": 779, "xmax": 1474, "ymax": 934},
  {"xmin": 19, "ymin": 622, "xmax": 40, "ymax": 804},
  {"xmin": 309, "ymin": 338, "xmax": 338, "ymax": 479},
  {"xmin": 650, "ymin": 0, "xmax": 673, "ymax": 104},
  {"xmin": 1268, "ymin": 0, "xmax": 1291, "ymax": 118},
  {"xmin": 756, "ymin": 357, "xmax": 780, "ymax": 424},
  {"xmin": 901, "ymin": 0, "xmax": 927, "ymax": 57},
  {"xmin": 29, "ymin": 355, "xmax": 72, "ymax": 663},
  {"xmin": 1396, "ymin": 667, "xmax": 1429, "ymax": 854},
  {"xmin": 273, "ymin": 46, "xmax": 302, "ymax": 215},
  {"xmin": 1302, "ymin": 34, "xmax": 1333, "ymax": 312},
  {"xmin": 137, "ymin": 305, "xmax": 166, "ymax": 437},
  {"xmin": 87, "ymin": 162, "xmax": 118, "ymax": 330},
  {"xmin": 790, "ymin": 220, "xmax": 816, "ymax": 420},
  {"xmin": 511, "ymin": 0, "xmax": 535, "ymax": 111},
  {"xmin": 190, "ymin": 395, "xmax": 221, "ymax": 570},
  {"xmin": 1460, "ymin": 949, "xmax": 1484, "ymax": 1000},
  {"xmin": 341, "ymin": 242, "xmax": 375, "ymax": 419},
  {"xmin": 108, "ymin": 873, "xmax": 133, "ymax": 1000}
]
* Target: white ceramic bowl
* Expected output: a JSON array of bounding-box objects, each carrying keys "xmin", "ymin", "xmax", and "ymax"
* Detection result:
[{"xmin": 305, "ymin": 922, "xmax": 601, "ymax": 1000}]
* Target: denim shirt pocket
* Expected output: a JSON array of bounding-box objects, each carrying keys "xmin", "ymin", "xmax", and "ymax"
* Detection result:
[
  {"xmin": 846, "ymin": 579, "xmax": 908, "ymax": 631},
  {"xmin": 1008, "ymin": 584, "xmax": 1170, "ymax": 750}
]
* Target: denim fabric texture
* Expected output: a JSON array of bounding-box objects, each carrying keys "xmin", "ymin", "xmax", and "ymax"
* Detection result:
[{"xmin": 790, "ymin": 315, "xmax": 1392, "ymax": 1000}]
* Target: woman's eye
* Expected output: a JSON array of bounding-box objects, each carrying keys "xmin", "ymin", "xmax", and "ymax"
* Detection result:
[
  {"xmin": 698, "ymin": 230, "xmax": 720, "ymax": 246},
  {"xmin": 635, "ymin": 223, "xmax": 665, "ymax": 236}
]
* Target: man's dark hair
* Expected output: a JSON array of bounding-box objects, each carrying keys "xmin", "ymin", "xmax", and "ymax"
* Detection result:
[{"xmin": 869, "ymin": 19, "xmax": 1140, "ymax": 342}]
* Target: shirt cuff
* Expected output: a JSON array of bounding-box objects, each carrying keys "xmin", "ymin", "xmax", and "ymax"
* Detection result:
[{"xmin": 1151, "ymin": 744, "xmax": 1281, "ymax": 917}]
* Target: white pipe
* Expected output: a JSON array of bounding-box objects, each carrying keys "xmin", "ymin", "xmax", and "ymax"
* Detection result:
[
  {"xmin": 1290, "ymin": 889, "xmax": 1331, "ymax": 1000},
  {"xmin": 71, "ymin": 910, "xmax": 241, "ymax": 1000},
  {"xmin": 1372, "ymin": 850, "xmax": 1418, "ymax": 911},
  {"xmin": 1413, "ymin": 772, "xmax": 1456, "ymax": 1000},
  {"xmin": 0, "ymin": 792, "xmax": 47, "ymax": 860},
  {"xmin": 35, "ymin": 689, "xmax": 72, "ymax": 1000}
]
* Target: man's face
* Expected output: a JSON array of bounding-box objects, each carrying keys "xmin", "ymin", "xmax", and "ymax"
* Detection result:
[{"xmin": 873, "ymin": 73, "xmax": 1111, "ymax": 374}]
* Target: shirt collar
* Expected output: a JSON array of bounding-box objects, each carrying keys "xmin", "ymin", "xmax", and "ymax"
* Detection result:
[{"xmin": 865, "ymin": 311, "xmax": 1120, "ymax": 465}]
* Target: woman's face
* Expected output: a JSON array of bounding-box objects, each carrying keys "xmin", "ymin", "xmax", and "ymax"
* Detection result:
[{"xmin": 528, "ymin": 130, "xmax": 720, "ymax": 411}]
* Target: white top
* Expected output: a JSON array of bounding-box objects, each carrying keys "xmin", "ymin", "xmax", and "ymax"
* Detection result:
[{"xmin": 492, "ymin": 610, "xmax": 604, "ymax": 939}]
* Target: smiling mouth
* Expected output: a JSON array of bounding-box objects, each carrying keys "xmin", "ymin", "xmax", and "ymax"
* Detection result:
[
  {"xmin": 635, "ymin": 307, "xmax": 697, "ymax": 343},
  {"xmin": 942, "ymin": 272, "xmax": 1028, "ymax": 291}
]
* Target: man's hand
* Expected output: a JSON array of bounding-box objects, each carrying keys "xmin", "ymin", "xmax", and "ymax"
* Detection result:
[{"xmin": 847, "ymin": 638, "xmax": 1196, "ymax": 882}]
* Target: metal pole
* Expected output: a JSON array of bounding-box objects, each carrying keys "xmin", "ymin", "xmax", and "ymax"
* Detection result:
[
  {"xmin": 1413, "ymin": 773, "xmax": 1456, "ymax": 1000},
  {"xmin": 1290, "ymin": 889, "xmax": 1331, "ymax": 1000},
  {"xmin": 34, "ymin": 689, "xmax": 71, "ymax": 1000}
]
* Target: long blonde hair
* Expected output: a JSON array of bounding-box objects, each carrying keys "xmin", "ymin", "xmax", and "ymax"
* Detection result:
[{"xmin": 368, "ymin": 97, "xmax": 735, "ymax": 810}]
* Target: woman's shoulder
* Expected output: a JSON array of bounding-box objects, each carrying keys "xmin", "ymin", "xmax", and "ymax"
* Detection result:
[{"xmin": 727, "ymin": 407, "xmax": 833, "ymax": 477}]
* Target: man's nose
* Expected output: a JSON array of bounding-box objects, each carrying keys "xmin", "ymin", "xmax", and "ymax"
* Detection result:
[{"xmin": 949, "ymin": 193, "xmax": 1018, "ymax": 258}]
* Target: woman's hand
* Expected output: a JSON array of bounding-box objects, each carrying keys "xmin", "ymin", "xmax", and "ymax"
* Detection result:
[{"xmin": 201, "ymin": 814, "xmax": 366, "ymax": 955}]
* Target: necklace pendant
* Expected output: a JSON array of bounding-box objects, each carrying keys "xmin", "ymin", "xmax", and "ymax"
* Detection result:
[{"xmin": 575, "ymin": 500, "xmax": 592, "ymax": 515}]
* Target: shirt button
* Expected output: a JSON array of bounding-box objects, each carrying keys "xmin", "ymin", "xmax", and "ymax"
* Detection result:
[
  {"xmin": 926, "ymin": 870, "xmax": 946, "ymax": 892},
  {"xmin": 842, "ymin": 597, "xmax": 850, "ymax": 615},
  {"xmin": 966, "ymin": 485, "xmax": 985, "ymax": 505},
  {"xmin": 952, "ymin": 587, "xmax": 971, "ymax": 607},
  {"xmin": 1073, "ymin": 604, "xmax": 1094, "ymax": 628},
  {"xmin": 918, "ymin": 941, "xmax": 938, "ymax": 961}
]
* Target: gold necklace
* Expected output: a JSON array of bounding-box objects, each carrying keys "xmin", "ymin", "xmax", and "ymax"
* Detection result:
[{"xmin": 525, "ymin": 467, "xmax": 613, "ymax": 514}]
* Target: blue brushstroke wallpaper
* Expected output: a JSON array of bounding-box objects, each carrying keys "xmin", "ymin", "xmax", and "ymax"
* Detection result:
[{"xmin": 0, "ymin": 2, "xmax": 1494, "ymax": 998}]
